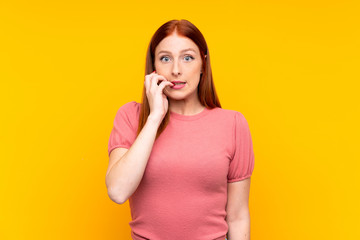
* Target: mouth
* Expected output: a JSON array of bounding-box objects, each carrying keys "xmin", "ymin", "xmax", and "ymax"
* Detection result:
[
  {"xmin": 169, "ymin": 81, "xmax": 186, "ymax": 89},
  {"xmin": 171, "ymin": 81, "xmax": 186, "ymax": 85}
]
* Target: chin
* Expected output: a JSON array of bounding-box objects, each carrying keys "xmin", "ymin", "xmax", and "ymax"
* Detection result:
[
  {"xmin": 166, "ymin": 95, "xmax": 186, "ymax": 101},
  {"xmin": 164, "ymin": 92, "xmax": 188, "ymax": 101}
]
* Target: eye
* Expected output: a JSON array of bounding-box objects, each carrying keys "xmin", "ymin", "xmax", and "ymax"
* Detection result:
[
  {"xmin": 159, "ymin": 56, "xmax": 170, "ymax": 62},
  {"xmin": 184, "ymin": 55, "xmax": 194, "ymax": 61},
  {"xmin": 159, "ymin": 55, "xmax": 195, "ymax": 62}
]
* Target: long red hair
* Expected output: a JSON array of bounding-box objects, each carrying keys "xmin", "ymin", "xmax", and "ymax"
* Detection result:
[{"xmin": 137, "ymin": 19, "xmax": 222, "ymax": 139}]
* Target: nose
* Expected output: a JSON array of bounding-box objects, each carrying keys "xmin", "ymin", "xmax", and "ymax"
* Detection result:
[{"xmin": 171, "ymin": 60, "xmax": 181, "ymax": 77}]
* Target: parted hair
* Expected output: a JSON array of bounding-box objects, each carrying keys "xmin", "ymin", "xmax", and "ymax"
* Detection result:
[{"xmin": 137, "ymin": 19, "xmax": 221, "ymax": 139}]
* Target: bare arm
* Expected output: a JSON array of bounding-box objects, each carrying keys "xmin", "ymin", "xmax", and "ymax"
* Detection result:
[
  {"xmin": 227, "ymin": 218, "xmax": 250, "ymax": 240},
  {"xmin": 105, "ymin": 71, "xmax": 173, "ymax": 204},
  {"xmin": 226, "ymin": 177, "xmax": 251, "ymax": 239},
  {"xmin": 105, "ymin": 115, "xmax": 161, "ymax": 204}
]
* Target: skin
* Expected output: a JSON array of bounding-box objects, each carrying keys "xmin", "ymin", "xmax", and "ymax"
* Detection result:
[
  {"xmin": 154, "ymin": 31, "xmax": 205, "ymax": 116},
  {"xmin": 226, "ymin": 178, "xmax": 251, "ymax": 239},
  {"xmin": 106, "ymin": 30, "xmax": 252, "ymax": 239},
  {"xmin": 154, "ymin": 32, "xmax": 252, "ymax": 239}
]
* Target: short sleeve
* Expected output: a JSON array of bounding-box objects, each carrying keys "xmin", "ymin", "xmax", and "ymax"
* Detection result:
[
  {"xmin": 228, "ymin": 111, "xmax": 255, "ymax": 182},
  {"xmin": 108, "ymin": 101, "xmax": 139, "ymax": 156}
]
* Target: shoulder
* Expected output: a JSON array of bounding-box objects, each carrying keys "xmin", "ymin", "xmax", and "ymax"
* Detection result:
[
  {"xmin": 216, "ymin": 108, "xmax": 250, "ymax": 131},
  {"xmin": 114, "ymin": 101, "xmax": 141, "ymax": 124},
  {"xmin": 116, "ymin": 101, "xmax": 141, "ymax": 116},
  {"xmin": 118, "ymin": 101, "xmax": 140, "ymax": 112},
  {"xmin": 212, "ymin": 107, "xmax": 247, "ymax": 121}
]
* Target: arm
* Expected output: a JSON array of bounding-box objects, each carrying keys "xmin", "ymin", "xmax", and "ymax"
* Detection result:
[
  {"xmin": 106, "ymin": 72, "xmax": 173, "ymax": 204},
  {"xmin": 226, "ymin": 177, "xmax": 251, "ymax": 240},
  {"xmin": 105, "ymin": 115, "xmax": 161, "ymax": 204}
]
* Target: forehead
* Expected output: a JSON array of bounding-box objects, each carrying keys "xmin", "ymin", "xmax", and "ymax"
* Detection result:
[{"xmin": 155, "ymin": 33, "xmax": 200, "ymax": 54}]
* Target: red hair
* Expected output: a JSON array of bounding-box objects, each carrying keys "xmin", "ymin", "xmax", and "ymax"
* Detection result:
[{"xmin": 137, "ymin": 19, "xmax": 222, "ymax": 139}]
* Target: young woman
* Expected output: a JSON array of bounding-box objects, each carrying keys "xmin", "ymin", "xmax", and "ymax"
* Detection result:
[{"xmin": 106, "ymin": 19, "xmax": 255, "ymax": 240}]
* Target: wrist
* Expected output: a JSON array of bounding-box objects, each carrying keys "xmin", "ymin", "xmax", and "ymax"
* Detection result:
[{"xmin": 147, "ymin": 114, "xmax": 162, "ymax": 127}]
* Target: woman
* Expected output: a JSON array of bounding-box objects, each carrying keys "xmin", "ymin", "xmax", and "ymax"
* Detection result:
[{"xmin": 106, "ymin": 19, "xmax": 254, "ymax": 240}]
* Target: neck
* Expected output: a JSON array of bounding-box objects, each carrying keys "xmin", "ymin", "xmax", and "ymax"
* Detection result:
[{"xmin": 168, "ymin": 98, "xmax": 204, "ymax": 116}]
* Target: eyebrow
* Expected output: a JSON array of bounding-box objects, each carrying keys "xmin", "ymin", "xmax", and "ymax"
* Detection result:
[{"xmin": 157, "ymin": 48, "xmax": 197, "ymax": 55}]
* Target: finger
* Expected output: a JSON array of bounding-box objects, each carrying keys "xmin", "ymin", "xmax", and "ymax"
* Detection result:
[
  {"xmin": 144, "ymin": 74, "xmax": 152, "ymax": 92},
  {"xmin": 144, "ymin": 71, "xmax": 157, "ymax": 89},
  {"xmin": 157, "ymin": 79, "xmax": 174, "ymax": 93},
  {"xmin": 150, "ymin": 74, "xmax": 167, "ymax": 91}
]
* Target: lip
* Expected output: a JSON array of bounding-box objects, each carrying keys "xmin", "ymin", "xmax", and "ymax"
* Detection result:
[
  {"xmin": 171, "ymin": 81, "xmax": 186, "ymax": 83},
  {"xmin": 170, "ymin": 81, "xmax": 186, "ymax": 89}
]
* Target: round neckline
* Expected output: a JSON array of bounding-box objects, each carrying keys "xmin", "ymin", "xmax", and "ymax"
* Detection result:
[{"xmin": 170, "ymin": 106, "xmax": 210, "ymax": 121}]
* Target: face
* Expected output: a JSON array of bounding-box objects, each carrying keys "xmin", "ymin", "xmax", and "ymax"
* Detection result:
[{"xmin": 154, "ymin": 32, "xmax": 203, "ymax": 102}]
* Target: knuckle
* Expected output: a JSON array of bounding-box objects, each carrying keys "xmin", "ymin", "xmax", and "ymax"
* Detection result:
[{"xmin": 158, "ymin": 82, "xmax": 168, "ymax": 89}]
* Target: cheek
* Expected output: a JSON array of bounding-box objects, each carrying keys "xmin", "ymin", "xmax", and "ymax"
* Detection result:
[
  {"xmin": 196, "ymin": 61, "xmax": 203, "ymax": 72},
  {"xmin": 189, "ymin": 63, "xmax": 202, "ymax": 73},
  {"xmin": 154, "ymin": 61, "xmax": 159, "ymax": 69},
  {"xmin": 154, "ymin": 60, "xmax": 163, "ymax": 69}
]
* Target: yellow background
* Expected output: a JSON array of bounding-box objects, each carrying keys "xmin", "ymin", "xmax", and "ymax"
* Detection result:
[{"xmin": 1, "ymin": 0, "xmax": 359, "ymax": 239}]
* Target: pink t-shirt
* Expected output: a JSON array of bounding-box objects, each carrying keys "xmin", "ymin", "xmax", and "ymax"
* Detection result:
[{"xmin": 108, "ymin": 101, "xmax": 255, "ymax": 240}]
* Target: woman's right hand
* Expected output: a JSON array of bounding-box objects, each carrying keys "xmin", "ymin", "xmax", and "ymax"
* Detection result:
[{"xmin": 144, "ymin": 71, "xmax": 174, "ymax": 123}]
